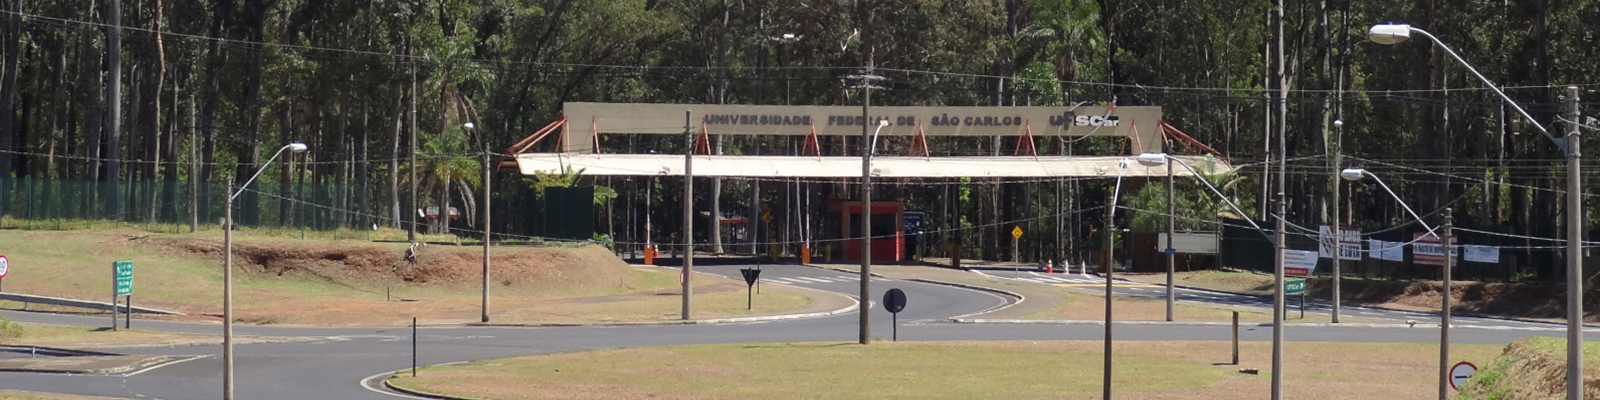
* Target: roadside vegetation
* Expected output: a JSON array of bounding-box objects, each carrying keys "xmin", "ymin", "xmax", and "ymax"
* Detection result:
[
  {"xmin": 1461, "ymin": 337, "xmax": 1600, "ymax": 399},
  {"xmin": 390, "ymin": 340, "xmax": 1503, "ymax": 400}
]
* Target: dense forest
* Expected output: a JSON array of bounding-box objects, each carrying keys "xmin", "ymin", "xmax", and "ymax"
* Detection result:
[{"xmin": 0, "ymin": 0, "xmax": 1596, "ymax": 279}]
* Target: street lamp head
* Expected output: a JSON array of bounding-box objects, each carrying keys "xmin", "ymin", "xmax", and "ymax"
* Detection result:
[
  {"xmin": 463, "ymin": 121, "xmax": 476, "ymax": 130},
  {"xmin": 1136, "ymin": 152, "xmax": 1168, "ymax": 167},
  {"xmin": 878, "ymin": 119, "xmax": 890, "ymax": 127},
  {"xmin": 287, "ymin": 142, "xmax": 309, "ymax": 153},
  {"xmin": 1097, "ymin": 166, "xmax": 1109, "ymax": 176},
  {"xmin": 1340, "ymin": 168, "xmax": 1366, "ymax": 182},
  {"xmin": 1117, "ymin": 158, "xmax": 1129, "ymax": 169},
  {"xmin": 1333, "ymin": 119, "xmax": 1344, "ymax": 127},
  {"xmin": 780, "ymin": 33, "xmax": 801, "ymax": 43},
  {"xmin": 1368, "ymin": 23, "xmax": 1412, "ymax": 45}
]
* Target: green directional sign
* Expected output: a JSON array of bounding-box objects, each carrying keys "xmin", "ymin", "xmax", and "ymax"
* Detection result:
[
  {"xmin": 114, "ymin": 261, "xmax": 134, "ymax": 296},
  {"xmin": 1284, "ymin": 278, "xmax": 1306, "ymax": 296}
]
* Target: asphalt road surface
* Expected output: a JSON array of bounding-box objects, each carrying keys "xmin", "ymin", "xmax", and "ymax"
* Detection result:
[{"xmin": 0, "ymin": 263, "xmax": 1589, "ymax": 399}]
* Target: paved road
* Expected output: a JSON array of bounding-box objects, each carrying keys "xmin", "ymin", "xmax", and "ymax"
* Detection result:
[
  {"xmin": 977, "ymin": 268, "xmax": 1588, "ymax": 331},
  {"xmin": 0, "ymin": 263, "xmax": 1585, "ymax": 399}
]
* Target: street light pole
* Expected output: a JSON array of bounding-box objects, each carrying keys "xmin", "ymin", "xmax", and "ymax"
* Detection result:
[
  {"xmin": 1340, "ymin": 167, "xmax": 1447, "ymax": 396},
  {"xmin": 224, "ymin": 143, "xmax": 306, "ymax": 400},
  {"xmin": 1369, "ymin": 25, "xmax": 1579, "ymax": 399},
  {"xmin": 465, "ymin": 121, "xmax": 490, "ymax": 323}
]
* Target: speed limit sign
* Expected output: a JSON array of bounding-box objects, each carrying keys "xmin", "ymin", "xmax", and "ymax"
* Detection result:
[{"xmin": 0, "ymin": 254, "xmax": 9, "ymax": 279}]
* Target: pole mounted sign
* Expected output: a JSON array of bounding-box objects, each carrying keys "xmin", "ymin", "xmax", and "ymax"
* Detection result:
[
  {"xmin": 114, "ymin": 261, "xmax": 134, "ymax": 296},
  {"xmin": 1449, "ymin": 361, "xmax": 1477, "ymax": 390},
  {"xmin": 1284, "ymin": 278, "xmax": 1307, "ymax": 296},
  {"xmin": 0, "ymin": 255, "xmax": 9, "ymax": 292}
]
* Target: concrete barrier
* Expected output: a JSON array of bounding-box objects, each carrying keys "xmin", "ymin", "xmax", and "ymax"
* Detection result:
[{"xmin": 0, "ymin": 292, "xmax": 185, "ymax": 315}]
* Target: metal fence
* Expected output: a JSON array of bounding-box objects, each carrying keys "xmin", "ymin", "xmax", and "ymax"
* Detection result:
[{"xmin": 0, "ymin": 177, "xmax": 379, "ymax": 236}]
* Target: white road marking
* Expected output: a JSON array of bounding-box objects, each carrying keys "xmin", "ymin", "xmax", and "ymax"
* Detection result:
[{"xmin": 121, "ymin": 355, "xmax": 208, "ymax": 377}]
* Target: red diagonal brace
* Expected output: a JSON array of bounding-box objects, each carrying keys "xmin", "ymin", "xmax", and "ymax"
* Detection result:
[
  {"xmin": 909, "ymin": 120, "xmax": 931, "ymax": 158},
  {"xmin": 1012, "ymin": 119, "xmax": 1038, "ymax": 158},
  {"xmin": 694, "ymin": 118, "xmax": 713, "ymax": 155},
  {"xmin": 801, "ymin": 122, "xmax": 823, "ymax": 159}
]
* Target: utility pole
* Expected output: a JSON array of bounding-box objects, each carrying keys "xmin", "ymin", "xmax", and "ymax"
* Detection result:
[
  {"xmin": 1331, "ymin": 119, "xmax": 1343, "ymax": 323},
  {"xmin": 481, "ymin": 145, "xmax": 491, "ymax": 323},
  {"xmin": 1270, "ymin": 0, "xmax": 1288, "ymax": 396},
  {"xmin": 857, "ymin": 0, "xmax": 874, "ymax": 346},
  {"xmin": 1103, "ymin": 192, "xmax": 1115, "ymax": 400},
  {"xmin": 1438, "ymin": 208, "xmax": 1453, "ymax": 400},
  {"xmin": 1564, "ymin": 85, "xmax": 1582, "ymax": 400},
  {"xmin": 682, "ymin": 111, "xmax": 695, "ymax": 320},
  {"xmin": 1165, "ymin": 141, "xmax": 1175, "ymax": 322}
]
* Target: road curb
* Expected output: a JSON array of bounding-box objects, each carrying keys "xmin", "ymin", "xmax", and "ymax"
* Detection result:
[{"xmin": 385, "ymin": 376, "xmax": 481, "ymax": 400}]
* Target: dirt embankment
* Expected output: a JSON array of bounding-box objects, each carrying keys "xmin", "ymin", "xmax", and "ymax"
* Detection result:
[
  {"xmin": 144, "ymin": 237, "xmax": 633, "ymax": 292},
  {"xmin": 1460, "ymin": 337, "xmax": 1600, "ymax": 399},
  {"xmin": 1308, "ymin": 279, "xmax": 1600, "ymax": 322}
]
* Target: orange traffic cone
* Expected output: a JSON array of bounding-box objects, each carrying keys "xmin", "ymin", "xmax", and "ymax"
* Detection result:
[{"xmin": 1046, "ymin": 260, "xmax": 1054, "ymax": 274}]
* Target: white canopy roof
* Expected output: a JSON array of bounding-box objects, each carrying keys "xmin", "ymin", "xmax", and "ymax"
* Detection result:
[{"xmin": 515, "ymin": 154, "xmax": 1232, "ymax": 178}]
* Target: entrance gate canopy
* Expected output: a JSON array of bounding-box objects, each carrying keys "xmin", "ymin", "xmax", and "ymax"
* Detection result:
[
  {"xmin": 515, "ymin": 154, "xmax": 1230, "ymax": 178},
  {"xmin": 557, "ymin": 102, "xmax": 1164, "ymax": 154}
]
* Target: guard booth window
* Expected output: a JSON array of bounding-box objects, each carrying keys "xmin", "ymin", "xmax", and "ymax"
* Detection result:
[{"xmin": 849, "ymin": 214, "xmax": 898, "ymax": 238}]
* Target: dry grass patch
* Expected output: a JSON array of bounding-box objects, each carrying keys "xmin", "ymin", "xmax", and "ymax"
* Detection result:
[
  {"xmin": 0, "ymin": 229, "xmax": 812, "ymax": 326},
  {"xmin": 391, "ymin": 340, "xmax": 1500, "ymax": 400}
]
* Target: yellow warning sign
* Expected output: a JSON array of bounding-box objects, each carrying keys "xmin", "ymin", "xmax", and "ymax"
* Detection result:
[{"xmin": 1011, "ymin": 226, "xmax": 1023, "ymax": 240}]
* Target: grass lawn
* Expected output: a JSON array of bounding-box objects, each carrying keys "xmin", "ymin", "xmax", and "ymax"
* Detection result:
[
  {"xmin": 0, "ymin": 323, "xmax": 232, "ymax": 348},
  {"xmin": 0, "ymin": 228, "xmax": 815, "ymax": 326},
  {"xmin": 389, "ymin": 340, "xmax": 1502, "ymax": 400}
]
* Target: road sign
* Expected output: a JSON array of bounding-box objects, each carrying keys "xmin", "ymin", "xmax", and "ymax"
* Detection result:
[
  {"xmin": 884, "ymin": 288, "xmax": 908, "ymax": 341},
  {"xmin": 1449, "ymin": 361, "xmax": 1477, "ymax": 390},
  {"xmin": 1284, "ymin": 278, "xmax": 1307, "ymax": 295},
  {"xmin": 1011, "ymin": 226, "xmax": 1023, "ymax": 240},
  {"xmin": 884, "ymin": 288, "xmax": 907, "ymax": 313},
  {"xmin": 739, "ymin": 268, "xmax": 761, "ymax": 286},
  {"xmin": 903, "ymin": 212, "xmax": 924, "ymax": 234},
  {"xmin": 0, "ymin": 255, "xmax": 9, "ymax": 279},
  {"xmin": 114, "ymin": 261, "xmax": 134, "ymax": 296},
  {"xmin": 1283, "ymin": 249, "xmax": 1319, "ymax": 277},
  {"xmin": 761, "ymin": 211, "xmax": 773, "ymax": 224}
]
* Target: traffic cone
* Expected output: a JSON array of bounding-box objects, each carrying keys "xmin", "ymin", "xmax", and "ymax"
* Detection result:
[{"xmin": 1046, "ymin": 260, "xmax": 1054, "ymax": 274}]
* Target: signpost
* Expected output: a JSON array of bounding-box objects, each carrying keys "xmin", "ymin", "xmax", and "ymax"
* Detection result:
[
  {"xmin": 739, "ymin": 268, "xmax": 761, "ymax": 310},
  {"xmin": 1011, "ymin": 226, "xmax": 1023, "ymax": 271},
  {"xmin": 0, "ymin": 254, "xmax": 9, "ymax": 292},
  {"xmin": 883, "ymin": 288, "xmax": 907, "ymax": 341},
  {"xmin": 1285, "ymin": 278, "xmax": 1307, "ymax": 318},
  {"xmin": 113, "ymin": 261, "xmax": 133, "ymax": 330},
  {"xmin": 1449, "ymin": 361, "xmax": 1477, "ymax": 390}
]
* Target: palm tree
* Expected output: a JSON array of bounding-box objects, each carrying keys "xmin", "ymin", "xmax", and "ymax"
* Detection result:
[{"xmin": 419, "ymin": 126, "xmax": 482, "ymax": 234}]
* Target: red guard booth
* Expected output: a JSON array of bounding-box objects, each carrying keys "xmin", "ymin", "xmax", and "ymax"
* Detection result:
[{"xmin": 830, "ymin": 201, "xmax": 905, "ymax": 262}]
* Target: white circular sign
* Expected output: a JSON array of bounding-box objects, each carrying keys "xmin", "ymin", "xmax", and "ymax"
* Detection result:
[
  {"xmin": 1449, "ymin": 361, "xmax": 1477, "ymax": 390},
  {"xmin": 0, "ymin": 255, "xmax": 9, "ymax": 279}
]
